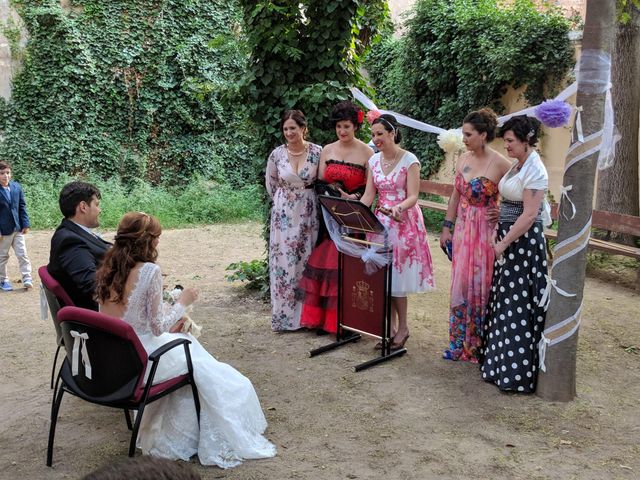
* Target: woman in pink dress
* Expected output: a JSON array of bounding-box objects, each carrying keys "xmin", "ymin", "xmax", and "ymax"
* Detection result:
[
  {"xmin": 299, "ymin": 101, "xmax": 373, "ymax": 334},
  {"xmin": 361, "ymin": 114, "xmax": 435, "ymax": 350},
  {"xmin": 439, "ymin": 109, "xmax": 510, "ymax": 362}
]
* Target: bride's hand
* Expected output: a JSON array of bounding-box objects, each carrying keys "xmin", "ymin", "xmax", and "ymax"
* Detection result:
[{"xmin": 178, "ymin": 287, "xmax": 199, "ymax": 307}]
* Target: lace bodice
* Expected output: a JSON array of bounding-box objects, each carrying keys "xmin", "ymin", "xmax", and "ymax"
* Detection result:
[{"xmin": 122, "ymin": 262, "xmax": 186, "ymax": 336}]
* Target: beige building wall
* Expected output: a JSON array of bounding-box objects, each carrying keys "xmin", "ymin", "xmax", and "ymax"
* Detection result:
[{"xmin": 430, "ymin": 85, "xmax": 574, "ymax": 203}]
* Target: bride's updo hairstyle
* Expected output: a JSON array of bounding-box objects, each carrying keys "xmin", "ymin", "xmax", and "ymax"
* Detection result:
[{"xmin": 95, "ymin": 212, "xmax": 162, "ymax": 304}]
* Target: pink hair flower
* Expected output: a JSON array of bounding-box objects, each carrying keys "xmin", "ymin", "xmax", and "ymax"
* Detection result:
[{"xmin": 366, "ymin": 110, "xmax": 382, "ymax": 125}]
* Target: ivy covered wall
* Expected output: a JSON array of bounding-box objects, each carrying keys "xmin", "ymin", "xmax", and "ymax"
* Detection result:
[
  {"xmin": 366, "ymin": 0, "xmax": 576, "ymax": 177},
  {"xmin": 0, "ymin": 0, "xmax": 252, "ymax": 186}
]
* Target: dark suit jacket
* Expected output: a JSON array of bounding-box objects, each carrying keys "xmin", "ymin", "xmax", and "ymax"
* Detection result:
[
  {"xmin": 48, "ymin": 219, "xmax": 112, "ymax": 310},
  {"xmin": 0, "ymin": 181, "xmax": 30, "ymax": 235}
]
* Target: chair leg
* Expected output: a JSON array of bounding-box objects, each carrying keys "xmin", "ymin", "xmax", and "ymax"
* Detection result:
[
  {"xmin": 129, "ymin": 403, "xmax": 147, "ymax": 457},
  {"xmin": 124, "ymin": 409, "xmax": 133, "ymax": 431},
  {"xmin": 190, "ymin": 381, "xmax": 201, "ymax": 427},
  {"xmin": 52, "ymin": 369, "xmax": 62, "ymax": 405},
  {"xmin": 46, "ymin": 386, "xmax": 65, "ymax": 467},
  {"xmin": 50, "ymin": 345, "xmax": 61, "ymax": 389}
]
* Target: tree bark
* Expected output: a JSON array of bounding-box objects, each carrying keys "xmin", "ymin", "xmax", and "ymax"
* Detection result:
[
  {"xmin": 596, "ymin": 5, "xmax": 640, "ymax": 244},
  {"xmin": 536, "ymin": 0, "xmax": 617, "ymax": 402}
]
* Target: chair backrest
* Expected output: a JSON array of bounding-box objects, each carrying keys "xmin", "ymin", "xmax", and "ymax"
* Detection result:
[
  {"xmin": 38, "ymin": 265, "xmax": 75, "ymax": 308},
  {"xmin": 57, "ymin": 306, "xmax": 148, "ymax": 401},
  {"xmin": 39, "ymin": 266, "xmax": 76, "ymax": 343}
]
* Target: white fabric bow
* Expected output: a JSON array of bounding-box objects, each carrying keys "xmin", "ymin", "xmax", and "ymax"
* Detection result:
[
  {"xmin": 539, "ymin": 274, "xmax": 576, "ymax": 311},
  {"xmin": 70, "ymin": 330, "xmax": 92, "ymax": 379},
  {"xmin": 560, "ymin": 184, "xmax": 577, "ymax": 220}
]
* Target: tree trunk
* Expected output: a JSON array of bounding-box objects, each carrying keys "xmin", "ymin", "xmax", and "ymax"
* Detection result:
[
  {"xmin": 596, "ymin": 5, "xmax": 640, "ymax": 245},
  {"xmin": 536, "ymin": 0, "xmax": 617, "ymax": 402}
]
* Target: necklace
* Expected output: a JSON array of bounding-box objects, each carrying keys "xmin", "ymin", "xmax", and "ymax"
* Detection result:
[
  {"xmin": 287, "ymin": 142, "xmax": 308, "ymax": 157},
  {"xmin": 381, "ymin": 149, "xmax": 400, "ymax": 170}
]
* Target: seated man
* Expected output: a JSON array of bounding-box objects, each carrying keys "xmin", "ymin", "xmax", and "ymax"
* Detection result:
[{"xmin": 48, "ymin": 181, "xmax": 111, "ymax": 310}]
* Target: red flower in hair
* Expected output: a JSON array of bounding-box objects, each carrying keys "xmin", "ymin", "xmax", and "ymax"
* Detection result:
[
  {"xmin": 366, "ymin": 110, "xmax": 382, "ymax": 125},
  {"xmin": 357, "ymin": 110, "xmax": 364, "ymax": 124}
]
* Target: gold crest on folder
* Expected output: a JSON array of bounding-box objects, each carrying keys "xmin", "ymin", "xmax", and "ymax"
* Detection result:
[{"xmin": 352, "ymin": 280, "xmax": 374, "ymax": 312}]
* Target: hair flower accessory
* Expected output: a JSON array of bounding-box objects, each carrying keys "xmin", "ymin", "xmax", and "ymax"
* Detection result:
[
  {"xmin": 437, "ymin": 129, "xmax": 464, "ymax": 154},
  {"xmin": 357, "ymin": 110, "xmax": 364, "ymax": 124},
  {"xmin": 366, "ymin": 109, "xmax": 382, "ymax": 125},
  {"xmin": 535, "ymin": 100, "xmax": 572, "ymax": 128}
]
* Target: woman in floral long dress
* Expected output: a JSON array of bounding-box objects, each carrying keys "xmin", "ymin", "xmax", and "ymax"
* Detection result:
[
  {"xmin": 439, "ymin": 109, "xmax": 510, "ymax": 363},
  {"xmin": 266, "ymin": 110, "xmax": 321, "ymax": 331},
  {"xmin": 361, "ymin": 114, "xmax": 435, "ymax": 350}
]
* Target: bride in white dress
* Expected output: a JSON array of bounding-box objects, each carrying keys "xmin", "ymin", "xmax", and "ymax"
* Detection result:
[{"xmin": 95, "ymin": 212, "xmax": 276, "ymax": 468}]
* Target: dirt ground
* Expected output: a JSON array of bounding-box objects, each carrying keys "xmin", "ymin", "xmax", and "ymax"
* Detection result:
[{"xmin": 0, "ymin": 222, "xmax": 638, "ymax": 480}]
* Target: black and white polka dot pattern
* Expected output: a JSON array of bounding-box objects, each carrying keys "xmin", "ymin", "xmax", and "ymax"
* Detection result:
[{"xmin": 481, "ymin": 221, "xmax": 548, "ymax": 393}]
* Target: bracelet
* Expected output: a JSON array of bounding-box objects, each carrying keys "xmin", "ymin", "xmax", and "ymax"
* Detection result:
[
  {"xmin": 397, "ymin": 204, "xmax": 403, "ymax": 213},
  {"xmin": 442, "ymin": 219, "xmax": 454, "ymax": 230}
]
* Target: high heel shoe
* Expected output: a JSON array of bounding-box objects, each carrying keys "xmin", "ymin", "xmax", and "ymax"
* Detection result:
[
  {"xmin": 390, "ymin": 333, "xmax": 409, "ymax": 350},
  {"xmin": 375, "ymin": 336, "xmax": 394, "ymax": 350}
]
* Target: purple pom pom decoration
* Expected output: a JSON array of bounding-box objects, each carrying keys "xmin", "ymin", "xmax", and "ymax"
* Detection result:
[{"xmin": 535, "ymin": 100, "xmax": 572, "ymax": 128}]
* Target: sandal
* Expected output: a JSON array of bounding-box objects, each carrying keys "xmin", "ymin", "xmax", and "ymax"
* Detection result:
[
  {"xmin": 390, "ymin": 333, "xmax": 410, "ymax": 351},
  {"xmin": 442, "ymin": 350, "xmax": 454, "ymax": 360}
]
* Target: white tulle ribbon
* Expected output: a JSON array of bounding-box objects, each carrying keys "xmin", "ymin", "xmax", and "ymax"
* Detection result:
[
  {"xmin": 576, "ymin": 50, "xmax": 620, "ymax": 170},
  {"xmin": 321, "ymin": 206, "xmax": 391, "ymax": 274},
  {"xmin": 40, "ymin": 284, "xmax": 49, "ymax": 321},
  {"xmin": 559, "ymin": 185, "xmax": 577, "ymax": 220},
  {"xmin": 350, "ymin": 87, "xmax": 446, "ymax": 135},
  {"xmin": 574, "ymin": 106, "xmax": 585, "ymax": 143},
  {"xmin": 538, "ymin": 301, "xmax": 583, "ymax": 372},
  {"xmin": 70, "ymin": 330, "xmax": 92, "ymax": 379}
]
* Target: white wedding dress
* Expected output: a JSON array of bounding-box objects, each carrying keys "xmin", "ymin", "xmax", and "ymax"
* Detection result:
[{"xmin": 118, "ymin": 262, "xmax": 276, "ymax": 468}]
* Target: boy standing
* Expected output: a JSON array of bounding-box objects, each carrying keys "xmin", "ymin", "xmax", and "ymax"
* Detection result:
[{"xmin": 0, "ymin": 161, "xmax": 32, "ymax": 291}]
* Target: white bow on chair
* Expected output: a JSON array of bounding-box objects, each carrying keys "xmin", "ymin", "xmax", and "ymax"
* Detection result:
[{"xmin": 70, "ymin": 330, "xmax": 92, "ymax": 379}]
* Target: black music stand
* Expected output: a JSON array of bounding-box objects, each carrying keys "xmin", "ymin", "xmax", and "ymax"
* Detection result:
[{"xmin": 308, "ymin": 195, "xmax": 407, "ymax": 371}]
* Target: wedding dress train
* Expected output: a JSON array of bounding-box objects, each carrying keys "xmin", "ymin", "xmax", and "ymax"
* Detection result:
[{"xmin": 118, "ymin": 262, "xmax": 276, "ymax": 468}]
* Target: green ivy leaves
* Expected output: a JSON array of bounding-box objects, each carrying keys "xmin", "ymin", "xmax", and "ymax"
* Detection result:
[
  {"xmin": 1, "ymin": 0, "xmax": 256, "ymax": 187},
  {"xmin": 366, "ymin": 0, "xmax": 574, "ymax": 177}
]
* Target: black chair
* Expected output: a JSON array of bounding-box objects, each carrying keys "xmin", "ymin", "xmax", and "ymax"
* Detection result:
[
  {"xmin": 47, "ymin": 306, "xmax": 201, "ymax": 467},
  {"xmin": 38, "ymin": 265, "xmax": 75, "ymax": 390}
]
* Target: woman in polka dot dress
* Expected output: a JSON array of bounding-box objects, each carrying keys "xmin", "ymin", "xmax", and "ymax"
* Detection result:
[{"xmin": 481, "ymin": 115, "xmax": 549, "ymax": 393}]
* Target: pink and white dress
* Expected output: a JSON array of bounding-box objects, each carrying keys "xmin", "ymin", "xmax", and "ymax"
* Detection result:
[{"xmin": 369, "ymin": 151, "xmax": 435, "ymax": 296}]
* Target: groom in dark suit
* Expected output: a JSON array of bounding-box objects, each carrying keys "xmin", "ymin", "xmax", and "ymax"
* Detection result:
[{"xmin": 48, "ymin": 181, "xmax": 112, "ymax": 310}]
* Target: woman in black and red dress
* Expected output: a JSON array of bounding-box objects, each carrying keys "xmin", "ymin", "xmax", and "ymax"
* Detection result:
[{"xmin": 299, "ymin": 101, "xmax": 374, "ymax": 334}]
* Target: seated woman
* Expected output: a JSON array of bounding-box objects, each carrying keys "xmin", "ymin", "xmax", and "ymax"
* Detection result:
[
  {"xmin": 95, "ymin": 212, "xmax": 276, "ymax": 468},
  {"xmin": 299, "ymin": 101, "xmax": 373, "ymax": 334}
]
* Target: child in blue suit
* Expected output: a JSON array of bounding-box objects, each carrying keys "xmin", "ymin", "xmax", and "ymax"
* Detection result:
[{"xmin": 0, "ymin": 161, "xmax": 32, "ymax": 291}]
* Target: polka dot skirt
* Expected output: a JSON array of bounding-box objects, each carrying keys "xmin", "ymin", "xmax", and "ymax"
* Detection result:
[{"xmin": 481, "ymin": 222, "xmax": 548, "ymax": 393}]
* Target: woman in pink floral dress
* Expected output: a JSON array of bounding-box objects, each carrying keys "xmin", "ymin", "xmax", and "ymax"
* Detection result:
[
  {"xmin": 439, "ymin": 109, "xmax": 510, "ymax": 362},
  {"xmin": 266, "ymin": 110, "xmax": 322, "ymax": 331},
  {"xmin": 361, "ymin": 114, "xmax": 435, "ymax": 350}
]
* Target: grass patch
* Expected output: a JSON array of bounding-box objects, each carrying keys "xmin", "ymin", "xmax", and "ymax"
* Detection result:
[{"xmin": 18, "ymin": 172, "xmax": 263, "ymax": 230}]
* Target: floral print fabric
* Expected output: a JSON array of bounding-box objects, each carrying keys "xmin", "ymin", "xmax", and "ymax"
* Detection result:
[
  {"xmin": 369, "ymin": 151, "xmax": 435, "ymax": 296},
  {"xmin": 445, "ymin": 174, "xmax": 498, "ymax": 362},
  {"xmin": 266, "ymin": 143, "xmax": 321, "ymax": 331}
]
